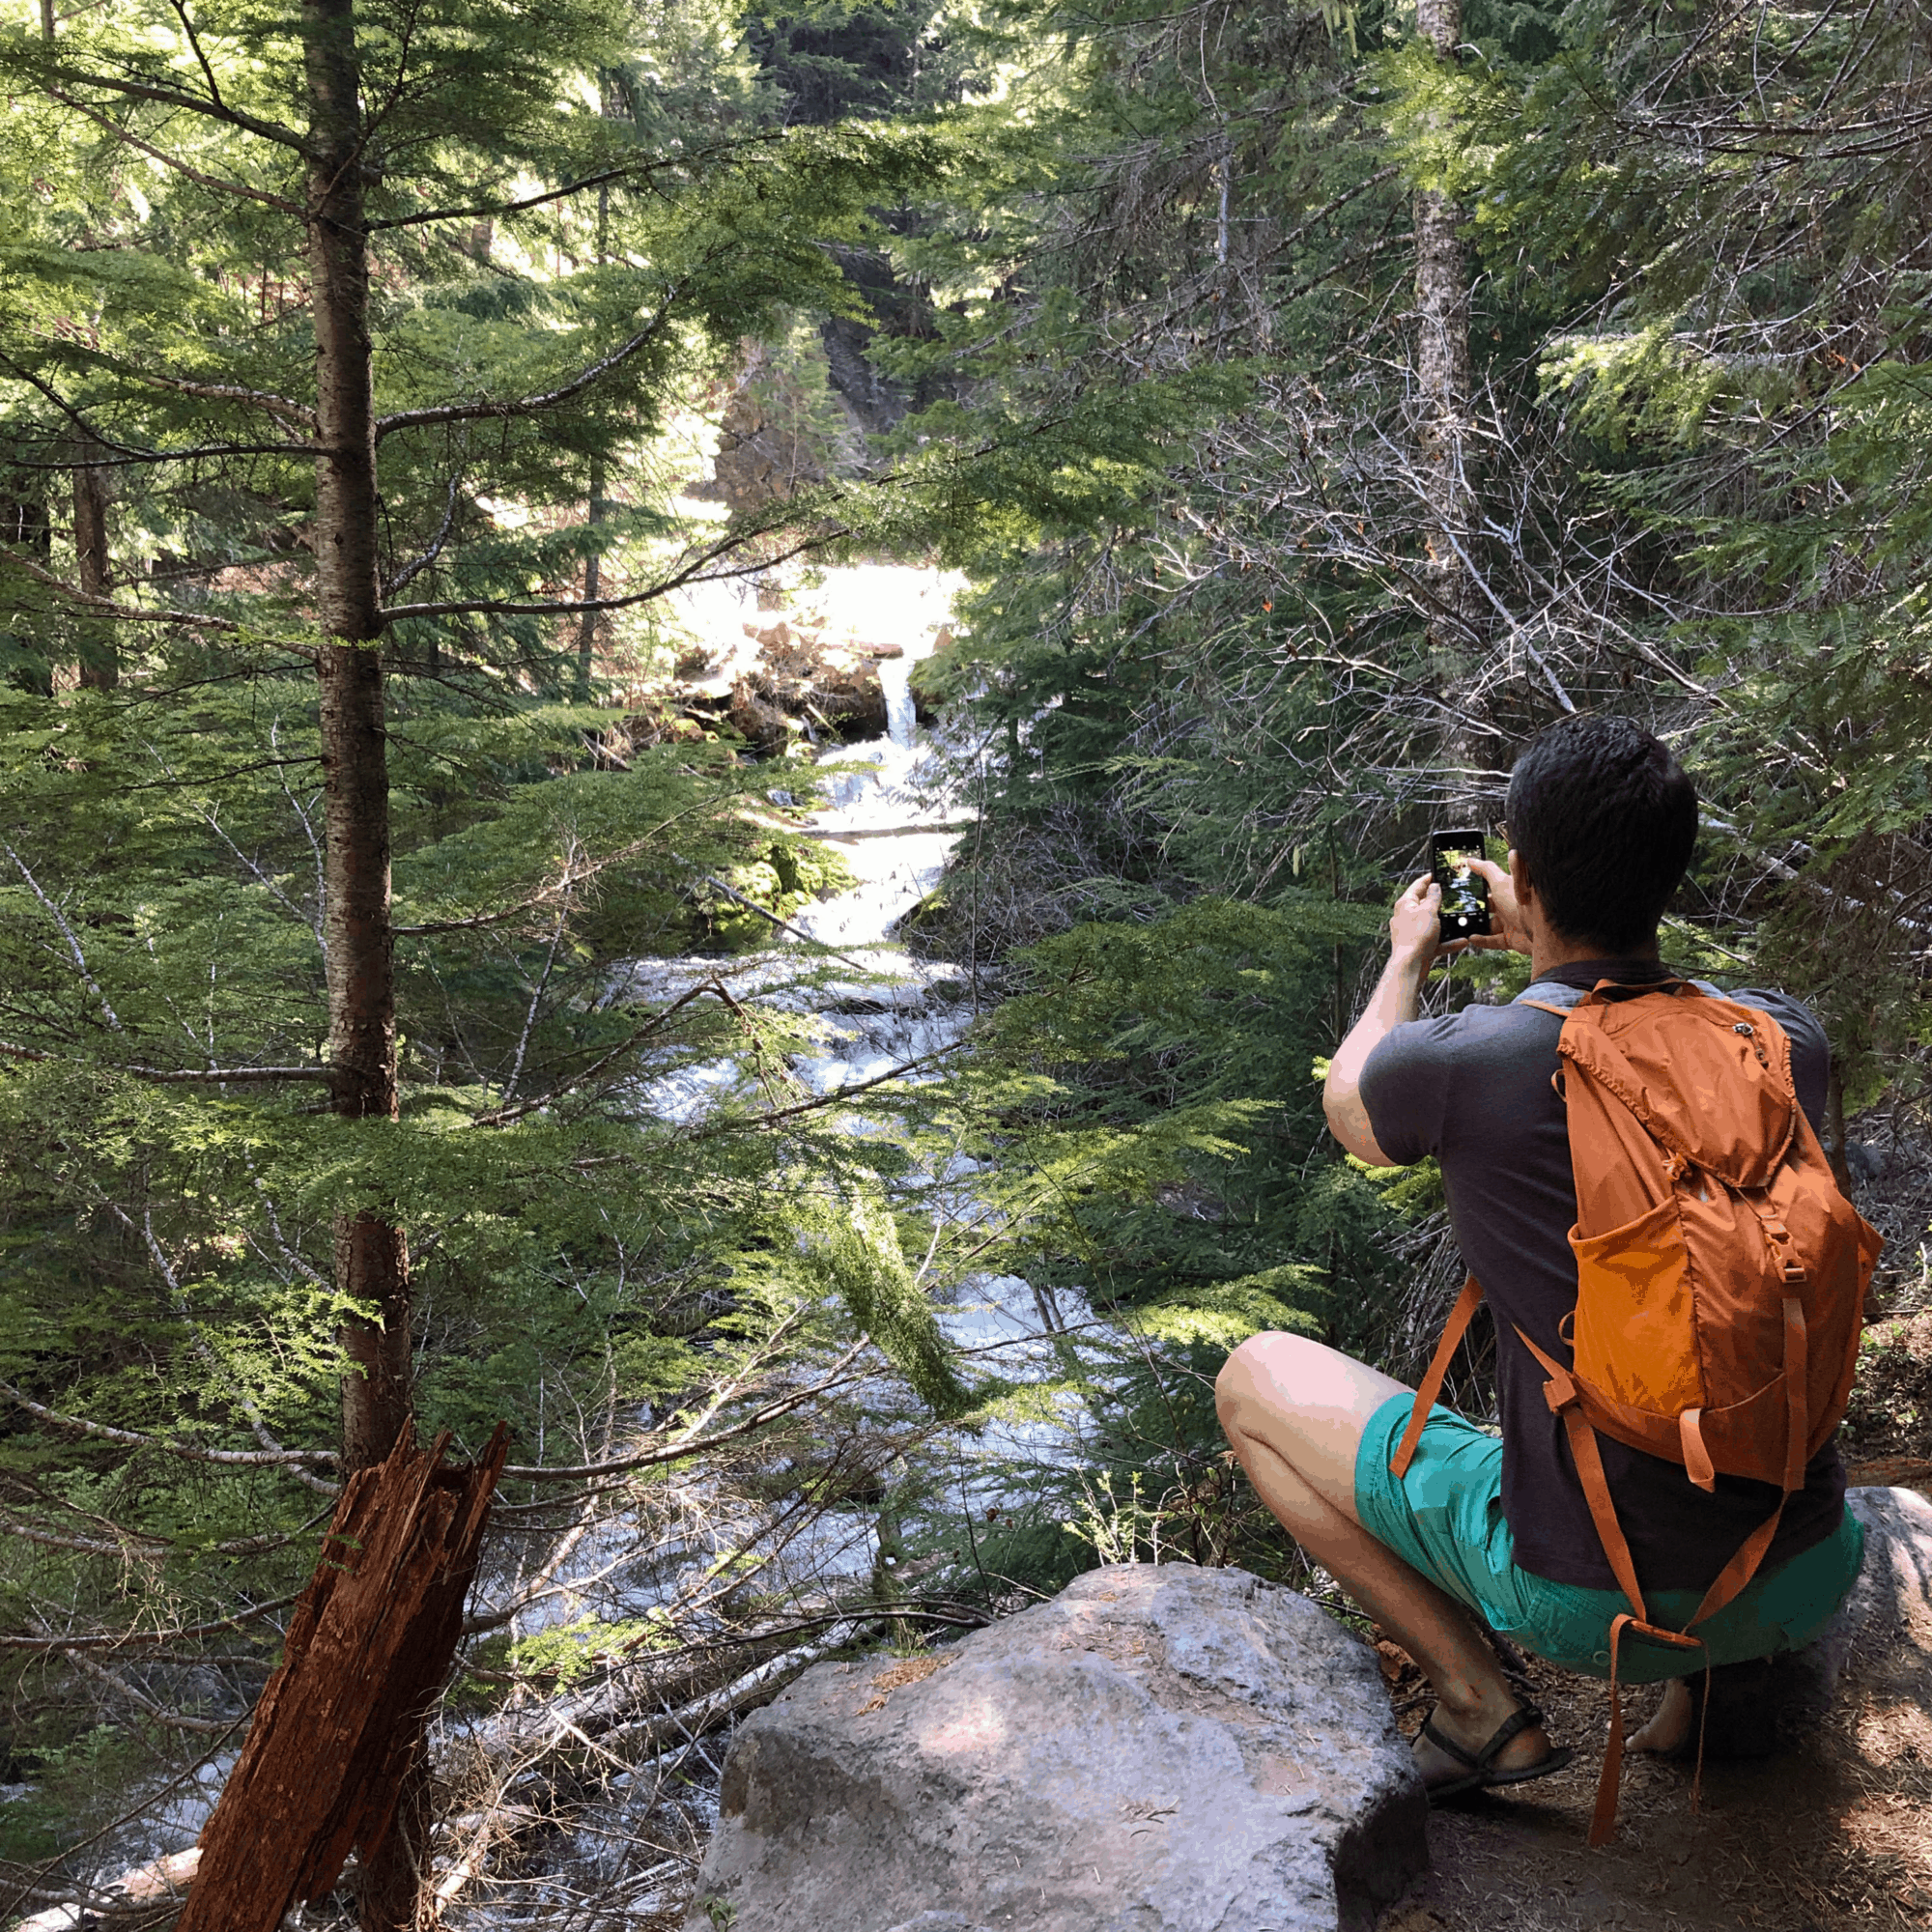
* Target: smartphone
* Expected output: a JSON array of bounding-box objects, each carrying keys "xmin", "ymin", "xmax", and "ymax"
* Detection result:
[{"xmin": 1430, "ymin": 829, "xmax": 1492, "ymax": 942}]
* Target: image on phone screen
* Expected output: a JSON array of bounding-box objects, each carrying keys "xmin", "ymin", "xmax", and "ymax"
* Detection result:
[{"xmin": 1430, "ymin": 829, "xmax": 1492, "ymax": 941}]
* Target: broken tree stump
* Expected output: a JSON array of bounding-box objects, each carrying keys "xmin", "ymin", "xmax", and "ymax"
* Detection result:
[{"xmin": 175, "ymin": 1425, "xmax": 510, "ymax": 1932}]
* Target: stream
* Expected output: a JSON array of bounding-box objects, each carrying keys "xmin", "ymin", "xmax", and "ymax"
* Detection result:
[
  {"xmin": 470, "ymin": 568, "xmax": 1104, "ymax": 1925},
  {"xmin": 41, "ymin": 569, "xmax": 1105, "ymax": 1927}
]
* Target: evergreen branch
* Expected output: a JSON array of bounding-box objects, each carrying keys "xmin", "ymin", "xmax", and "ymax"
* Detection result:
[
  {"xmin": 0, "ymin": 551, "xmax": 246, "ymax": 632},
  {"xmin": 363, "ymin": 137, "xmax": 782, "ymax": 231},
  {"xmin": 1, "ymin": 838, "xmax": 122, "ymax": 1031},
  {"xmin": 499, "ymin": 1330, "xmax": 867, "ymax": 1481},
  {"xmin": 139, "ymin": 741, "xmax": 327, "ymax": 958},
  {"xmin": 0, "ymin": 442, "xmax": 312, "ymax": 471},
  {"xmin": 0, "ymin": 347, "xmax": 311, "ymax": 470},
  {"xmin": 0, "ymin": 1381, "xmax": 339, "ymax": 1467},
  {"xmin": 0, "ymin": 1040, "xmax": 330, "ymax": 1083},
  {"xmin": 469, "ymin": 980, "xmax": 725, "ymax": 1126},
  {"xmin": 688, "ymin": 868, "xmax": 875, "ymax": 976},
  {"xmin": 380, "ymin": 527, "xmax": 834, "ymax": 623},
  {"xmin": 47, "ymin": 1637, "xmax": 236, "ymax": 1735},
  {"xmin": 119, "ymin": 754, "xmax": 325, "ymax": 793},
  {"xmin": 0, "ymin": 1511, "xmax": 311, "ymax": 1557},
  {"xmin": 384, "ymin": 470, "xmax": 462, "ymax": 594},
  {"xmin": 499, "ymin": 895, "xmax": 573, "ymax": 1107},
  {"xmin": 372, "ymin": 291, "xmax": 691, "ymax": 440},
  {"xmin": 38, "ymin": 50, "xmax": 309, "ymax": 153},
  {"xmin": 0, "ymin": 1592, "xmax": 304, "ymax": 1653},
  {"xmin": 121, "ymin": 1204, "xmax": 344, "ymax": 1498},
  {"xmin": 166, "ymin": 1, "xmax": 227, "ymax": 117},
  {"xmin": 0, "ymin": 1520, "xmax": 160, "ymax": 1557},
  {"xmin": 101, "ymin": 367, "xmax": 317, "ymax": 428},
  {"xmin": 44, "ymin": 89, "xmax": 307, "ymax": 213},
  {"xmin": 394, "ymin": 799, "xmax": 712, "ymax": 940},
  {"xmin": 736, "ymin": 1040, "xmax": 968, "ymax": 1126}
]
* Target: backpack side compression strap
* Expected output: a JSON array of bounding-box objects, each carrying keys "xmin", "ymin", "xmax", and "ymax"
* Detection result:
[{"xmin": 1517, "ymin": 1324, "xmax": 1702, "ymax": 1842}]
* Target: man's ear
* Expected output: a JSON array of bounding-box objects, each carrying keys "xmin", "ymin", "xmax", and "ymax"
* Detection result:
[{"xmin": 1509, "ymin": 848, "xmax": 1532, "ymax": 902}]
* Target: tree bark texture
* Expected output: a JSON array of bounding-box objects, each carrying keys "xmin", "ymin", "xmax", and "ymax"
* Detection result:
[
  {"xmin": 577, "ymin": 458, "xmax": 604, "ymax": 699},
  {"xmin": 575, "ymin": 156, "xmax": 613, "ymax": 700},
  {"xmin": 172, "ymin": 1429, "xmax": 510, "ymax": 1932},
  {"xmin": 303, "ymin": 11, "xmax": 418, "ymax": 1922},
  {"xmin": 1412, "ymin": 0, "xmax": 1477, "ymax": 669},
  {"xmin": 72, "ymin": 443, "xmax": 115, "ymax": 690},
  {"xmin": 3, "ymin": 490, "xmax": 54, "ymax": 695},
  {"xmin": 304, "ymin": 0, "xmax": 412, "ymax": 1471}
]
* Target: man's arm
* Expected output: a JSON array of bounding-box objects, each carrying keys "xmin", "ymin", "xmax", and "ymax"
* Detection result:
[{"xmin": 1322, "ymin": 875, "xmax": 1443, "ymax": 1166}]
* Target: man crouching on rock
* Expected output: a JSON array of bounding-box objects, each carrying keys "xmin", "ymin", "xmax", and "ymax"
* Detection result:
[{"xmin": 1216, "ymin": 716, "xmax": 1866, "ymax": 1798}]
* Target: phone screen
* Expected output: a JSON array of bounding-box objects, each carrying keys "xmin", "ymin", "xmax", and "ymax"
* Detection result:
[{"xmin": 1430, "ymin": 830, "xmax": 1492, "ymax": 942}]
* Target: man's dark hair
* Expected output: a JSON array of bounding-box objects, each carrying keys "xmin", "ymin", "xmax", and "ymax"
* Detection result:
[{"xmin": 1505, "ymin": 715, "xmax": 1697, "ymax": 952}]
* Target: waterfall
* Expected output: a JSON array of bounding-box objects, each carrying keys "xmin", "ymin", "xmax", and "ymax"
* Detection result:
[{"xmin": 880, "ymin": 654, "xmax": 917, "ymax": 750}]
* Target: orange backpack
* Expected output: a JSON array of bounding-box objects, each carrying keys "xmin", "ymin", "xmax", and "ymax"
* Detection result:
[{"xmin": 1392, "ymin": 979, "xmax": 1881, "ymax": 1842}]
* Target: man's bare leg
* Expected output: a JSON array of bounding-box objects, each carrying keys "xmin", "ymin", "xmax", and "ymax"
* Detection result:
[{"xmin": 1216, "ymin": 1331, "xmax": 1554, "ymax": 1782}]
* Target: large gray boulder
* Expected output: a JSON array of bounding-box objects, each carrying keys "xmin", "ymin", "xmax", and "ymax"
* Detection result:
[
  {"xmin": 683, "ymin": 1561, "xmax": 1427, "ymax": 1932},
  {"xmin": 1776, "ymin": 1484, "xmax": 1932, "ymax": 1731}
]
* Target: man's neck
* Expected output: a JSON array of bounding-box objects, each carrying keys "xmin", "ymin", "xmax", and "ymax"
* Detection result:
[{"xmin": 1529, "ymin": 932, "xmax": 1662, "ymax": 981}]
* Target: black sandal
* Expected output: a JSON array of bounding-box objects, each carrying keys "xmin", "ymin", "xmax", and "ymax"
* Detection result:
[{"xmin": 1418, "ymin": 1702, "xmax": 1575, "ymax": 1801}]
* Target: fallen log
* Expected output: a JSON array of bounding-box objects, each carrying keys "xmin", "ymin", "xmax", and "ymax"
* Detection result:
[
  {"xmin": 7, "ymin": 1606, "xmax": 869, "ymax": 1928},
  {"xmin": 424, "ymin": 1617, "xmax": 880, "ymax": 1918},
  {"xmin": 438, "ymin": 1613, "xmax": 876, "ymax": 1774},
  {"xmin": 12, "ymin": 1849, "xmax": 201, "ymax": 1932}
]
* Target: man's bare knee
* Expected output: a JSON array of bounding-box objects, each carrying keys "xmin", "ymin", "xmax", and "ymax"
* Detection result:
[
  {"xmin": 1216, "ymin": 1331, "xmax": 1328, "ymax": 1437},
  {"xmin": 1218, "ymin": 1330, "xmax": 1409, "ymax": 1462}
]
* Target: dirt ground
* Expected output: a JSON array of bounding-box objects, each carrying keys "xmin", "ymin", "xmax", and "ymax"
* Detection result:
[{"xmin": 1373, "ymin": 1625, "xmax": 1932, "ymax": 1932}]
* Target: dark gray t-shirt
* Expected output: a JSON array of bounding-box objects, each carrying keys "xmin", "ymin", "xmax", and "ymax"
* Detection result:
[{"xmin": 1359, "ymin": 957, "xmax": 1847, "ymax": 1593}]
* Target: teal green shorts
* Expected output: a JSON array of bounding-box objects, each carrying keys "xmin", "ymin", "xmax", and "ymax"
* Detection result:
[{"xmin": 1353, "ymin": 1393, "xmax": 1865, "ymax": 1684}]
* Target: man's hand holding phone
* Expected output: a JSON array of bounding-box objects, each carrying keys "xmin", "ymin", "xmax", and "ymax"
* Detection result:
[
  {"xmin": 1455, "ymin": 857, "xmax": 1531, "ymax": 955},
  {"xmin": 1390, "ymin": 874, "xmax": 1445, "ymax": 962},
  {"xmin": 1390, "ymin": 858, "xmax": 1530, "ymax": 963}
]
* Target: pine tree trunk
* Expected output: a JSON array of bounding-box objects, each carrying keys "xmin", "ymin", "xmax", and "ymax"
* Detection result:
[
  {"xmin": 1412, "ymin": 0, "xmax": 1476, "ymax": 677},
  {"xmin": 575, "ymin": 164, "xmax": 611, "ymax": 701},
  {"xmin": 45, "ymin": 0, "xmax": 114, "ymax": 696},
  {"xmin": 73, "ymin": 442, "xmax": 115, "ymax": 690},
  {"xmin": 2, "ymin": 490, "xmax": 53, "ymax": 695},
  {"xmin": 303, "ymin": 6, "xmax": 423, "ymax": 1920},
  {"xmin": 576, "ymin": 459, "xmax": 603, "ymax": 700}
]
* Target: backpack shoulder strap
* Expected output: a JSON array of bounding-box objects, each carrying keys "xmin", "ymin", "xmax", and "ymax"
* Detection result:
[
  {"xmin": 1389, "ymin": 1277, "xmax": 1484, "ymax": 1479},
  {"xmin": 1516, "ymin": 980, "xmax": 1585, "ymax": 1020}
]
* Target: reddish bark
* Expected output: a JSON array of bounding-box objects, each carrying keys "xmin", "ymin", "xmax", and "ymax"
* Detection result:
[{"xmin": 176, "ymin": 1428, "xmax": 510, "ymax": 1932}]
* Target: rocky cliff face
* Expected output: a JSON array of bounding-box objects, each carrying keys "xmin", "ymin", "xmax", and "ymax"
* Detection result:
[{"xmin": 683, "ymin": 1562, "xmax": 1428, "ymax": 1932}]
